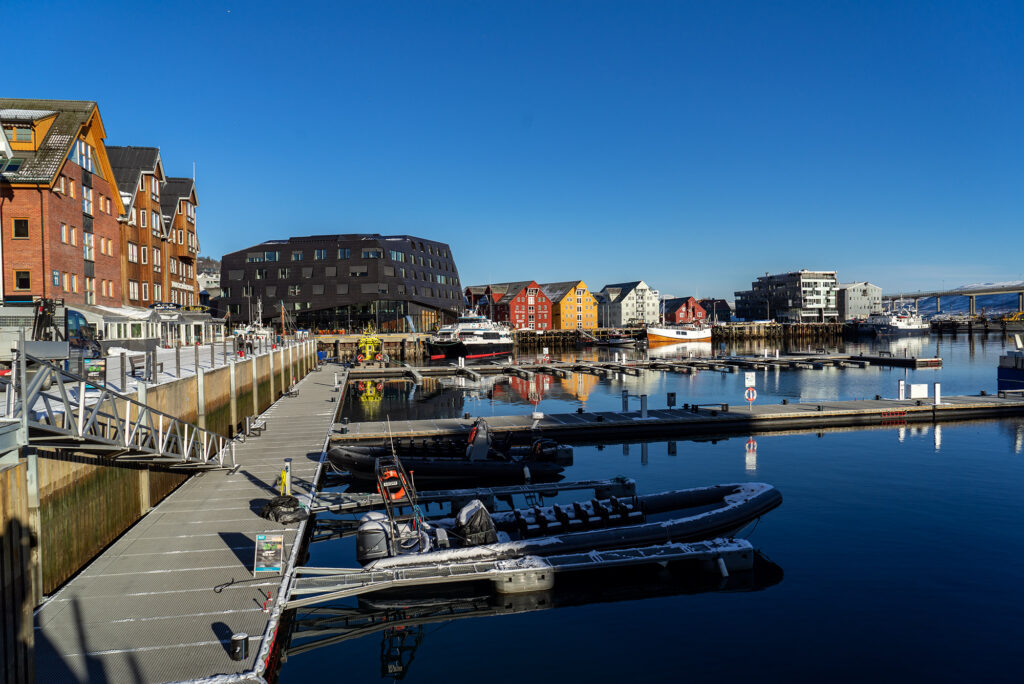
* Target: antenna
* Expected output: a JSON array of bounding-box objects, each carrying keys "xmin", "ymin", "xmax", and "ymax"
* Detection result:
[{"xmin": 192, "ymin": 160, "xmax": 196, "ymax": 181}]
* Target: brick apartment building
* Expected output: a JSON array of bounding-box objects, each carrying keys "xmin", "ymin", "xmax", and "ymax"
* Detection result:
[
  {"xmin": 0, "ymin": 99, "xmax": 126, "ymax": 306},
  {"xmin": 468, "ymin": 281, "xmax": 553, "ymax": 330},
  {"xmin": 1, "ymin": 100, "xmax": 201, "ymax": 318}
]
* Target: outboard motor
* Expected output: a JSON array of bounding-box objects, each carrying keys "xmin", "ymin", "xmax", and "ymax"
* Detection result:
[
  {"xmin": 356, "ymin": 519, "xmax": 393, "ymax": 565},
  {"xmin": 456, "ymin": 499, "xmax": 498, "ymax": 546}
]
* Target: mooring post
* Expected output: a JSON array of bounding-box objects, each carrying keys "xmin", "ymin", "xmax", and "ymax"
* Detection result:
[
  {"xmin": 196, "ymin": 366, "xmax": 206, "ymax": 429},
  {"xmin": 640, "ymin": 394, "xmax": 648, "ymax": 419},
  {"xmin": 210, "ymin": 342, "xmax": 215, "ymax": 369},
  {"xmin": 194, "ymin": 344, "xmax": 200, "ymax": 374},
  {"xmin": 175, "ymin": 345, "xmax": 181, "ymax": 379},
  {"xmin": 25, "ymin": 447, "xmax": 43, "ymax": 606},
  {"xmin": 622, "ymin": 390, "xmax": 629, "ymax": 412},
  {"xmin": 283, "ymin": 457, "xmax": 292, "ymax": 496},
  {"xmin": 269, "ymin": 347, "xmax": 275, "ymax": 399},
  {"xmin": 229, "ymin": 359, "xmax": 238, "ymax": 436},
  {"xmin": 251, "ymin": 355, "xmax": 259, "ymax": 415}
]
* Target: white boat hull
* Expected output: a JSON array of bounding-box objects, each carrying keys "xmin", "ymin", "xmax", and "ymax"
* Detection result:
[{"xmin": 647, "ymin": 326, "xmax": 712, "ymax": 343}]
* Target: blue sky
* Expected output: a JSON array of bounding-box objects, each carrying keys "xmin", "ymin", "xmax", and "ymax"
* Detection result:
[{"xmin": 8, "ymin": 1, "xmax": 1021, "ymax": 298}]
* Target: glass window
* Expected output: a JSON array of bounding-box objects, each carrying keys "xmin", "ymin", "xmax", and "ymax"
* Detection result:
[
  {"xmin": 302, "ymin": 267, "xmax": 313, "ymax": 278},
  {"xmin": 325, "ymin": 266, "xmax": 337, "ymax": 277},
  {"xmin": 361, "ymin": 248, "xmax": 382, "ymax": 259},
  {"xmin": 265, "ymin": 251, "xmax": 279, "ymax": 262},
  {"xmin": 349, "ymin": 265, "xmax": 368, "ymax": 277},
  {"xmin": 278, "ymin": 267, "xmax": 290, "ymax": 278},
  {"xmin": 12, "ymin": 218, "xmax": 29, "ymax": 238},
  {"xmin": 291, "ymin": 250, "xmax": 304, "ymax": 261},
  {"xmin": 313, "ymin": 284, "xmax": 324, "ymax": 295},
  {"xmin": 338, "ymin": 248, "xmax": 350, "ymax": 259},
  {"xmin": 314, "ymin": 249, "xmax": 327, "ymax": 260}
]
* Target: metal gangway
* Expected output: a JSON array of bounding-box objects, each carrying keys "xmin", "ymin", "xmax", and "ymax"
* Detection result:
[
  {"xmin": 1, "ymin": 352, "xmax": 233, "ymax": 468},
  {"xmin": 286, "ymin": 538, "xmax": 754, "ymax": 609}
]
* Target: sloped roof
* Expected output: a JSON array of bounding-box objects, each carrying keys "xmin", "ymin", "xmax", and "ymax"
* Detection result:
[
  {"xmin": 0, "ymin": 98, "xmax": 95, "ymax": 184},
  {"xmin": 539, "ymin": 280, "xmax": 584, "ymax": 304},
  {"xmin": 107, "ymin": 146, "xmax": 160, "ymax": 197},
  {"xmin": 482, "ymin": 281, "xmax": 536, "ymax": 304},
  {"xmin": 161, "ymin": 176, "xmax": 196, "ymax": 214},
  {"xmin": 662, "ymin": 296, "xmax": 700, "ymax": 314}
]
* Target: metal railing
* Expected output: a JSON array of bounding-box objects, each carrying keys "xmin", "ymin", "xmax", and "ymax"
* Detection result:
[{"xmin": 1, "ymin": 352, "xmax": 232, "ymax": 468}]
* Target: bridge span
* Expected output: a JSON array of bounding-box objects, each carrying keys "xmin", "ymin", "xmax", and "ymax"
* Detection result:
[{"xmin": 883, "ymin": 282, "xmax": 1024, "ymax": 316}]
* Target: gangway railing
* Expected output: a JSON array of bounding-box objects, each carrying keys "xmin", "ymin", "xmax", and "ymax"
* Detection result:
[{"xmin": 1, "ymin": 353, "xmax": 233, "ymax": 468}]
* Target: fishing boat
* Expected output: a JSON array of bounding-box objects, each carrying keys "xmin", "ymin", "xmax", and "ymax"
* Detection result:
[
  {"xmin": 426, "ymin": 313, "xmax": 514, "ymax": 361},
  {"xmin": 328, "ymin": 418, "xmax": 571, "ymax": 486},
  {"xmin": 998, "ymin": 334, "xmax": 1024, "ymax": 391},
  {"xmin": 355, "ymin": 457, "xmax": 783, "ymax": 568},
  {"xmin": 864, "ymin": 306, "xmax": 929, "ymax": 336},
  {"xmin": 646, "ymin": 324, "xmax": 712, "ymax": 344}
]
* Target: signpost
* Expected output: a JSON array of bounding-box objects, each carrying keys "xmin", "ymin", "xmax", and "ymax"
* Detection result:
[{"xmin": 253, "ymin": 533, "xmax": 285, "ymax": 574}]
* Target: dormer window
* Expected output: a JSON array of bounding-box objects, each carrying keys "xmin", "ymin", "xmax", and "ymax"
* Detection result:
[{"xmin": 3, "ymin": 127, "xmax": 31, "ymax": 143}]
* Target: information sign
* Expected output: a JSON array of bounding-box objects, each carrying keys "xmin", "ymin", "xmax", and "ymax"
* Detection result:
[
  {"xmin": 744, "ymin": 372, "xmax": 756, "ymax": 387},
  {"xmin": 84, "ymin": 358, "xmax": 106, "ymax": 387},
  {"xmin": 254, "ymin": 533, "xmax": 285, "ymax": 575}
]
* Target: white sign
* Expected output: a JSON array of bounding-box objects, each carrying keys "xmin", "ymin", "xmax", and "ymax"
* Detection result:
[
  {"xmin": 744, "ymin": 372, "xmax": 756, "ymax": 387},
  {"xmin": 908, "ymin": 383, "xmax": 928, "ymax": 399}
]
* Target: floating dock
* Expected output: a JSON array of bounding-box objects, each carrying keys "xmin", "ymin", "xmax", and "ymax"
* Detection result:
[
  {"xmin": 287, "ymin": 538, "xmax": 754, "ymax": 609},
  {"xmin": 340, "ymin": 353, "xmax": 942, "ymax": 385},
  {"xmin": 334, "ymin": 393, "xmax": 1024, "ymax": 443},
  {"xmin": 33, "ymin": 366, "xmax": 346, "ymax": 682}
]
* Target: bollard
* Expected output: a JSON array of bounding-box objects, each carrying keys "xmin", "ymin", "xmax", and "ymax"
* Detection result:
[
  {"xmin": 621, "ymin": 390, "xmax": 629, "ymax": 412},
  {"xmin": 667, "ymin": 392, "xmax": 676, "ymax": 408},
  {"xmin": 934, "ymin": 383, "xmax": 941, "ymax": 406},
  {"xmin": 230, "ymin": 633, "xmax": 248, "ymax": 661},
  {"xmin": 640, "ymin": 394, "xmax": 648, "ymax": 419},
  {"xmin": 210, "ymin": 342, "xmax": 215, "ymax": 368},
  {"xmin": 176, "ymin": 345, "xmax": 181, "ymax": 378},
  {"xmin": 245, "ymin": 415, "xmax": 251, "ymax": 436},
  {"xmin": 194, "ymin": 344, "xmax": 200, "ymax": 373},
  {"xmin": 283, "ymin": 458, "xmax": 292, "ymax": 496}
]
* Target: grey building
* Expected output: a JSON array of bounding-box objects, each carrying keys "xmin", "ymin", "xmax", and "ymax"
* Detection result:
[
  {"xmin": 219, "ymin": 234, "xmax": 461, "ymax": 332},
  {"xmin": 837, "ymin": 282, "xmax": 882, "ymax": 321},
  {"xmin": 596, "ymin": 281, "xmax": 660, "ymax": 327},
  {"xmin": 734, "ymin": 270, "xmax": 839, "ymax": 322}
]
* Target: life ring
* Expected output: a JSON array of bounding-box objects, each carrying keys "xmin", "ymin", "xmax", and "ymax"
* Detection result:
[
  {"xmin": 356, "ymin": 354, "xmax": 364, "ymax": 362},
  {"xmin": 376, "ymin": 468, "xmax": 406, "ymax": 500},
  {"xmin": 375, "ymin": 353, "xmax": 383, "ymax": 361},
  {"xmin": 376, "ymin": 382, "xmax": 384, "ymax": 391},
  {"xmin": 357, "ymin": 381, "xmax": 365, "ymax": 391},
  {"xmin": 467, "ymin": 425, "xmax": 478, "ymax": 443}
]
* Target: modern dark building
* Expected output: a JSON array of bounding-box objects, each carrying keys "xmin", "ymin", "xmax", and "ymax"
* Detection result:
[{"xmin": 219, "ymin": 234, "xmax": 462, "ymax": 332}]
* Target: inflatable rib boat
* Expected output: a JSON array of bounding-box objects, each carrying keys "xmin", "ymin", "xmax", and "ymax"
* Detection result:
[
  {"xmin": 330, "ymin": 418, "xmax": 571, "ymax": 485},
  {"xmin": 357, "ymin": 480, "xmax": 783, "ymax": 569}
]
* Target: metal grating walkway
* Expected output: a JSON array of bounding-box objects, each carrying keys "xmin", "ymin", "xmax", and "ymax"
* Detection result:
[{"xmin": 33, "ymin": 365, "xmax": 344, "ymax": 683}]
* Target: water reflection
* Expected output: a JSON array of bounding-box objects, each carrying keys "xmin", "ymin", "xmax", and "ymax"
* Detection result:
[{"xmin": 284, "ymin": 555, "xmax": 783, "ymax": 678}]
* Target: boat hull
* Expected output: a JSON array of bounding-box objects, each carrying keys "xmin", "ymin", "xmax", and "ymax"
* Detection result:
[
  {"xmin": 328, "ymin": 445, "xmax": 565, "ymax": 485},
  {"xmin": 646, "ymin": 326, "xmax": 712, "ymax": 343},
  {"xmin": 426, "ymin": 340, "xmax": 514, "ymax": 361},
  {"xmin": 367, "ymin": 482, "xmax": 783, "ymax": 570}
]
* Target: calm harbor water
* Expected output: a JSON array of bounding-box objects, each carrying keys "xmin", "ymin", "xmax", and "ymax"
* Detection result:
[{"xmin": 279, "ymin": 333, "xmax": 1024, "ymax": 683}]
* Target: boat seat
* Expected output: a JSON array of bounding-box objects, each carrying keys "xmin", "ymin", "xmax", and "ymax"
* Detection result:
[
  {"xmin": 591, "ymin": 499, "xmax": 611, "ymax": 523},
  {"xmin": 572, "ymin": 501, "xmax": 591, "ymax": 525}
]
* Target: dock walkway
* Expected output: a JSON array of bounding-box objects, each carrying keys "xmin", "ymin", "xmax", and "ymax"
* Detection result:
[
  {"xmin": 34, "ymin": 365, "xmax": 344, "ymax": 682},
  {"xmin": 335, "ymin": 394, "xmax": 1024, "ymax": 443}
]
